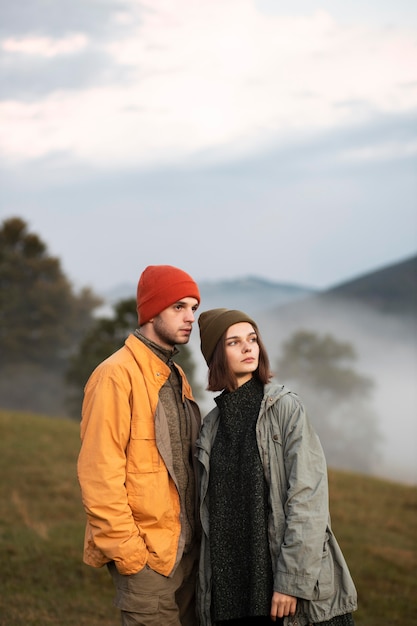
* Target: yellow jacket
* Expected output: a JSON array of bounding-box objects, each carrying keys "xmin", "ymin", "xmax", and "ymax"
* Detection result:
[{"xmin": 77, "ymin": 334, "xmax": 201, "ymax": 576}]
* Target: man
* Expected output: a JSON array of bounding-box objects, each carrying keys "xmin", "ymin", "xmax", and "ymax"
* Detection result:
[{"xmin": 77, "ymin": 265, "xmax": 201, "ymax": 626}]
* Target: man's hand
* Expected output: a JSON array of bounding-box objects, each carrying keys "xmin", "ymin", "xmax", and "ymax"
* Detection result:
[{"xmin": 270, "ymin": 591, "xmax": 297, "ymax": 621}]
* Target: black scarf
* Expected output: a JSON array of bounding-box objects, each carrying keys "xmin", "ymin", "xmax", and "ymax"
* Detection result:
[{"xmin": 208, "ymin": 377, "xmax": 273, "ymax": 621}]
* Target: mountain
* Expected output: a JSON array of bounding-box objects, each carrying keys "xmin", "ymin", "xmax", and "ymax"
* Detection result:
[
  {"xmin": 256, "ymin": 254, "xmax": 417, "ymax": 350},
  {"xmin": 197, "ymin": 276, "xmax": 315, "ymax": 314},
  {"xmin": 256, "ymin": 254, "xmax": 417, "ymax": 342},
  {"xmin": 102, "ymin": 254, "xmax": 417, "ymax": 318},
  {"xmin": 323, "ymin": 254, "xmax": 417, "ymax": 316},
  {"xmin": 101, "ymin": 276, "xmax": 315, "ymax": 316}
]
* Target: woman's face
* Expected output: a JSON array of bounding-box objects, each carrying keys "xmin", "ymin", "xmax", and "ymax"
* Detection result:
[{"xmin": 224, "ymin": 321, "xmax": 260, "ymax": 387}]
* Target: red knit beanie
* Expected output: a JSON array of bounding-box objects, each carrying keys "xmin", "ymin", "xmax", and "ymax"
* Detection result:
[{"xmin": 137, "ymin": 265, "xmax": 200, "ymax": 325}]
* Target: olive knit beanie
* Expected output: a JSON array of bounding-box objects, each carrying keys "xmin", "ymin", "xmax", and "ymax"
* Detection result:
[
  {"xmin": 137, "ymin": 265, "xmax": 200, "ymax": 325},
  {"xmin": 198, "ymin": 308, "xmax": 257, "ymax": 365}
]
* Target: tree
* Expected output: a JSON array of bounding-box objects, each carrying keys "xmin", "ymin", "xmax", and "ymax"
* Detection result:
[
  {"xmin": 0, "ymin": 216, "xmax": 101, "ymax": 414},
  {"xmin": 276, "ymin": 330, "xmax": 381, "ymax": 474},
  {"xmin": 66, "ymin": 298, "xmax": 202, "ymax": 418}
]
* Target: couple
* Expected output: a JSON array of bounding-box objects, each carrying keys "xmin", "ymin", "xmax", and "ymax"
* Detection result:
[{"xmin": 77, "ymin": 265, "xmax": 357, "ymax": 626}]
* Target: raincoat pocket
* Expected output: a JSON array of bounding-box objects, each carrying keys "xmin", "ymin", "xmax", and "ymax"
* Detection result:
[{"xmin": 313, "ymin": 529, "xmax": 334, "ymax": 600}]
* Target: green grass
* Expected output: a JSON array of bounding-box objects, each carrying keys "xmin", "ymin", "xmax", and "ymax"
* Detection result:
[
  {"xmin": 0, "ymin": 409, "xmax": 416, "ymax": 625},
  {"xmin": 0, "ymin": 410, "xmax": 119, "ymax": 626}
]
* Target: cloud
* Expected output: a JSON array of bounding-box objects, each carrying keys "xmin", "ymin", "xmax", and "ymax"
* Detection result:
[
  {"xmin": 1, "ymin": 110, "xmax": 415, "ymax": 293},
  {"xmin": 0, "ymin": 0, "xmax": 416, "ymax": 167},
  {"xmin": 0, "ymin": 48, "xmax": 131, "ymax": 101},
  {"xmin": 0, "ymin": 0, "xmax": 134, "ymax": 38},
  {"xmin": 2, "ymin": 34, "xmax": 89, "ymax": 56}
]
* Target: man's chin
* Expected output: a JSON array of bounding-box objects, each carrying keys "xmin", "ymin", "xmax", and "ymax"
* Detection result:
[{"xmin": 176, "ymin": 337, "xmax": 191, "ymax": 345}]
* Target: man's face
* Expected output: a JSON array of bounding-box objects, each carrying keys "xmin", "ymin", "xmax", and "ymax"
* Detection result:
[{"xmin": 150, "ymin": 297, "xmax": 199, "ymax": 349}]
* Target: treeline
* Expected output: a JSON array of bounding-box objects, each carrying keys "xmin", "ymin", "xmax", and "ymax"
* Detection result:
[{"xmin": 0, "ymin": 216, "xmax": 198, "ymax": 418}]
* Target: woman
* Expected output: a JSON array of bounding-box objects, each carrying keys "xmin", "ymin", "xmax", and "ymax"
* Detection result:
[{"xmin": 196, "ymin": 308, "xmax": 357, "ymax": 626}]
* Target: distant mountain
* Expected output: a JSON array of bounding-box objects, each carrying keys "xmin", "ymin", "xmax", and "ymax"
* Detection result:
[
  {"xmin": 323, "ymin": 254, "xmax": 417, "ymax": 316},
  {"xmin": 101, "ymin": 276, "xmax": 315, "ymax": 317},
  {"xmin": 102, "ymin": 254, "xmax": 417, "ymax": 318},
  {"xmin": 198, "ymin": 277, "xmax": 314, "ymax": 315},
  {"xmin": 101, "ymin": 282, "xmax": 137, "ymax": 303},
  {"xmin": 255, "ymin": 254, "xmax": 417, "ymax": 369},
  {"xmin": 256, "ymin": 253, "xmax": 417, "ymax": 343}
]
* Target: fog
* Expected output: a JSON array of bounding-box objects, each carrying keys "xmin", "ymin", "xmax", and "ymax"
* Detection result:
[{"xmin": 190, "ymin": 296, "xmax": 417, "ymax": 486}]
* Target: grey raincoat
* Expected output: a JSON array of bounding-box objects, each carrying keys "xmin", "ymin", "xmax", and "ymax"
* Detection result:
[{"xmin": 196, "ymin": 381, "xmax": 357, "ymax": 626}]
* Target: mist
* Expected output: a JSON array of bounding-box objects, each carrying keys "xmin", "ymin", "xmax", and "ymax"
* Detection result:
[{"xmin": 190, "ymin": 295, "xmax": 417, "ymax": 486}]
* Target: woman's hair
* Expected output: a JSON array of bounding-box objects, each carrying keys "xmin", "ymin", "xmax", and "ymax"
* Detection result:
[{"xmin": 207, "ymin": 324, "xmax": 272, "ymax": 392}]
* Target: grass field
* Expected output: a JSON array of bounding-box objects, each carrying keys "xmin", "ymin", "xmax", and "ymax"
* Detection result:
[{"xmin": 0, "ymin": 409, "xmax": 416, "ymax": 625}]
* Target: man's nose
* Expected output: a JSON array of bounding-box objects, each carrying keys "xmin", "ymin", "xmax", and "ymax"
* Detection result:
[{"xmin": 184, "ymin": 308, "xmax": 195, "ymax": 322}]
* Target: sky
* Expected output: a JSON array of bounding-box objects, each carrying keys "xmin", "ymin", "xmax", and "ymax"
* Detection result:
[{"xmin": 1, "ymin": 0, "xmax": 416, "ymax": 295}]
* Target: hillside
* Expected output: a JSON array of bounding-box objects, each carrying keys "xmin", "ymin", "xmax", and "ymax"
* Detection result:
[
  {"xmin": 0, "ymin": 409, "xmax": 416, "ymax": 625},
  {"xmin": 324, "ymin": 253, "xmax": 417, "ymax": 316}
]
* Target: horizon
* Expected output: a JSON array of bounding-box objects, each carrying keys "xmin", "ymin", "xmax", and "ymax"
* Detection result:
[{"xmin": 98, "ymin": 250, "xmax": 417, "ymax": 297}]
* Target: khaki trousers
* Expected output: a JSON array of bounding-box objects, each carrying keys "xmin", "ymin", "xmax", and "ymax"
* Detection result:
[{"xmin": 107, "ymin": 546, "xmax": 199, "ymax": 626}]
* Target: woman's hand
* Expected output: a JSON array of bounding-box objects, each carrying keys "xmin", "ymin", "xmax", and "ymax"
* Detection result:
[{"xmin": 270, "ymin": 591, "xmax": 297, "ymax": 621}]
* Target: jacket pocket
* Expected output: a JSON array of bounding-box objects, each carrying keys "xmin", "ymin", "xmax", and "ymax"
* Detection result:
[
  {"xmin": 313, "ymin": 529, "xmax": 334, "ymax": 600},
  {"xmin": 127, "ymin": 419, "xmax": 161, "ymax": 474}
]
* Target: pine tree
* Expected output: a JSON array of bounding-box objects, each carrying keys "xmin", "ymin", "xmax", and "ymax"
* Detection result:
[{"xmin": 0, "ymin": 216, "xmax": 100, "ymax": 414}]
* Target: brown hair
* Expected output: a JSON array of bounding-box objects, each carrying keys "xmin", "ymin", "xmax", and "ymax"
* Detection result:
[{"xmin": 207, "ymin": 325, "xmax": 272, "ymax": 392}]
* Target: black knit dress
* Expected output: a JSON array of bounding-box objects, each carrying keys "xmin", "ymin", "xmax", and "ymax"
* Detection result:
[{"xmin": 208, "ymin": 378, "xmax": 273, "ymax": 622}]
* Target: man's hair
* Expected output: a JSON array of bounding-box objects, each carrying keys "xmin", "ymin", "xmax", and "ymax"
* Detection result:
[{"xmin": 207, "ymin": 328, "xmax": 272, "ymax": 392}]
